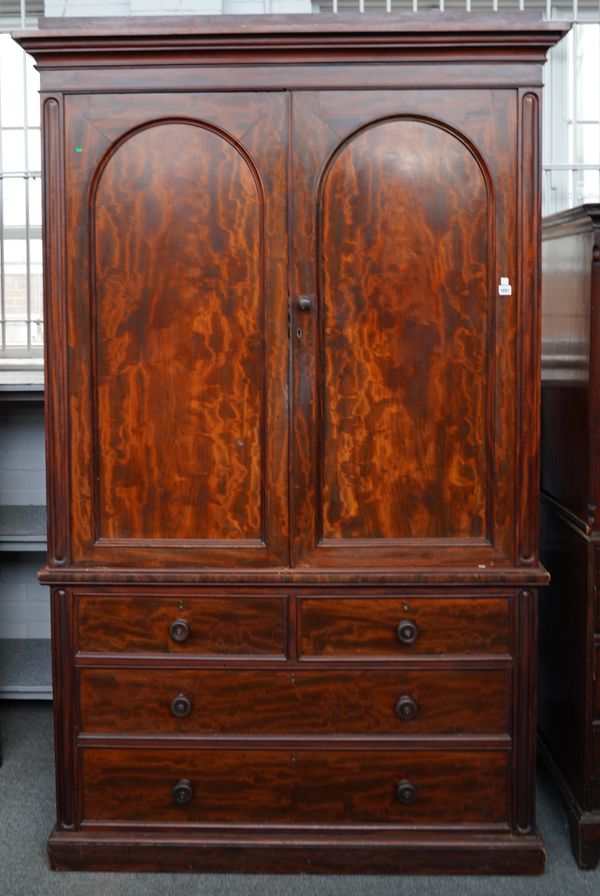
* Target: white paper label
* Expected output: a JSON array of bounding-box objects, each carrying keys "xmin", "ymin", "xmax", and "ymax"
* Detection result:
[{"xmin": 498, "ymin": 276, "xmax": 512, "ymax": 296}]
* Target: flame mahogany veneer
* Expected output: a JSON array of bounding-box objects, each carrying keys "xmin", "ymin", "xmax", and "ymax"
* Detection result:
[{"xmin": 15, "ymin": 12, "xmax": 568, "ymax": 874}]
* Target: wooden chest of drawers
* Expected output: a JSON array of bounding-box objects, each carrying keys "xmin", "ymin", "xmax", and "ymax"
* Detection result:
[
  {"xmin": 16, "ymin": 12, "xmax": 568, "ymax": 875},
  {"xmin": 50, "ymin": 584, "xmax": 535, "ymax": 871},
  {"xmin": 538, "ymin": 205, "xmax": 600, "ymax": 869}
]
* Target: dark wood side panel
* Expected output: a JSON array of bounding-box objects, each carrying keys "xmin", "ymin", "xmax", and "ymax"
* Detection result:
[
  {"xmin": 81, "ymin": 747, "xmax": 509, "ymax": 826},
  {"xmin": 78, "ymin": 667, "xmax": 511, "ymax": 736},
  {"xmin": 76, "ymin": 594, "xmax": 286, "ymax": 656},
  {"xmin": 538, "ymin": 205, "xmax": 600, "ymax": 865},
  {"xmin": 594, "ymin": 644, "xmax": 600, "ymax": 719},
  {"xmin": 299, "ymin": 596, "xmax": 511, "ymax": 658},
  {"xmin": 594, "ymin": 730, "xmax": 600, "ymax": 809},
  {"xmin": 540, "ymin": 212, "xmax": 593, "ymax": 522},
  {"xmin": 538, "ymin": 500, "xmax": 590, "ymax": 809}
]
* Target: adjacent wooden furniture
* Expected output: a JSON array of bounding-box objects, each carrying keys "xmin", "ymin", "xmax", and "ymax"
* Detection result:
[
  {"xmin": 16, "ymin": 13, "xmax": 567, "ymax": 875},
  {"xmin": 539, "ymin": 204, "xmax": 600, "ymax": 869}
]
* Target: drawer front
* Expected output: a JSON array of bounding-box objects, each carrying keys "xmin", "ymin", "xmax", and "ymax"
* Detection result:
[
  {"xmin": 82, "ymin": 747, "xmax": 509, "ymax": 826},
  {"xmin": 77, "ymin": 595, "xmax": 286, "ymax": 656},
  {"xmin": 595, "ymin": 645, "xmax": 600, "ymax": 719},
  {"xmin": 299, "ymin": 596, "xmax": 511, "ymax": 658},
  {"xmin": 594, "ymin": 731, "xmax": 600, "ymax": 809},
  {"xmin": 79, "ymin": 668, "xmax": 511, "ymax": 736}
]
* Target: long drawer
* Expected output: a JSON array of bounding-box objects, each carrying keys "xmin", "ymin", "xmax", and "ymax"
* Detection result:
[
  {"xmin": 76, "ymin": 594, "xmax": 286, "ymax": 656},
  {"xmin": 81, "ymin": 747, "xmax": 509, "ymax": 826},
  {"xmin": 299, "ymin": 596, "xmax": 511, "ymax": 658},
  {"xmin": 78, "ymin": 667, "xmax": 511, "ymax": 736}
]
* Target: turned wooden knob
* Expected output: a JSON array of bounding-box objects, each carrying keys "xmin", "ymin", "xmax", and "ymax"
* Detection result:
[
  {"xmin": 396, "ymin": 620, "xmax": 419, "ymax": 645},
  {"xmin": 396, "ymin": 779, "xmax": 417, "ymax": 805},
  {"xmin": 395, "ymin": 695, "xmax": 419, "ymax": 720},
  {"xmin": 169, "ymin": 618, "xmax": 190, "ymax": 643},
  {"xmin": 170, "ymin": 694, "xmax": 192, "ymax": 718},
  {"xmin": 173, "ymin": 779, "xmax": 193, "ymax": 806}
]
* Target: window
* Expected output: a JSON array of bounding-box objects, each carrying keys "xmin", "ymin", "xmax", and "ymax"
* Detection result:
[
  {"xmin": 0, "ymin": 0, "xmax": 598, "ymax": 357},
  {"xmin": 543, "ymin": 23, "xmax": 600, "ymax": 215},
  {"xmin": 0, "ymin": 1, "xmax": 43, "ymax": 359}
]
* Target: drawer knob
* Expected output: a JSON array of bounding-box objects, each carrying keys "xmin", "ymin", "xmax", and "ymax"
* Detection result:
[
  {"xmin": 173, "ymin": 779, "xmax": 193, "ymax": 806},
  {"xmin": 395, "ymin": 694, "xmax": 419, "ymax": 720},
  {"xmin": 169, "ymin": 618, "xmax": 190, "ymax": 643},
  {"xmin": 396, "ymin": 779, "xmax": 417, "ymax": 806},
  {"xmin": 170, "ymin": 694, "xmax": 192, "ymax": 718},
  {"xmin": 396, "ymin": 620, "xmax": 419, "ymax": 645}
]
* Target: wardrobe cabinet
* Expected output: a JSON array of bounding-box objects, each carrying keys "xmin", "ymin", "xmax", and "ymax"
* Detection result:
[
  {"xmin": 538, "ymin": 205, "xmax": 600, "ymax": 869},
  {"xmin": 15, "ymin": 13, "xmax": 567, "ymax": 874}
]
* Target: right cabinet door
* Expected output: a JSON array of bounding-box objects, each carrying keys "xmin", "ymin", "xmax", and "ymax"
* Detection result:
[{"xmin": 290, "ymin": 90, "xmax": 519, "ymax": 569}]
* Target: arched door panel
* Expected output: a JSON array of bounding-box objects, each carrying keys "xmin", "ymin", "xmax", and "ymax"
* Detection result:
[
  {"xmin": 291, "ymin": 91, "xmax": 517, "ymax": 568},
  {"xmin": 65, "ymin": 93, "xmax": 288, "ymax": 567}
]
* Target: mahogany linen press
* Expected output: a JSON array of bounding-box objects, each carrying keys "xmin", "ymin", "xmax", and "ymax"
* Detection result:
[{"xmin": 15, "ymin": 13, "xmax": 567, "ymax": 874}]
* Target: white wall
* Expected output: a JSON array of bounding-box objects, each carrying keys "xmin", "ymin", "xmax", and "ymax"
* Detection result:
[
  {"xmin": 0, "ymin": 405, "xmax": 48, "ymax": 639},
  {"xmin": 0, "ymin": 553, "xmax": 48, "ymax": 638}
]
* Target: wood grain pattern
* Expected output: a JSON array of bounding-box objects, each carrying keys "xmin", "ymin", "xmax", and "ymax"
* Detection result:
[
  {"xmin": 46, "ymin": 828, "xmax": 546, "ymax": 875},
  {"xmin": 93, "ymin": 121, "xmax": 263, "ymax": 542},
  {"xmin": 77, "ymin": 594, "xmax": 286, "ymax": 656},
  {"xmin": 14, "ymin": 13, "xmax": 562, "ymax": 876},
  {"xmin": 299, "ymin": 596, "xmax": 510, "ymax": 657},
  {"xmin": 82, "ymin": 746, "xmax": 509, "ymax": 826},
  {"xmin": 51, "ymin": 588, "xmax": 77, "ymax": 830},
  {"xmin": 78, "ymin": 667, "xmax": 510, "ymax": 736},
  {"xmin": 64, "ymin": 92, "xmax": 289, "ymax": 567},
  {"xmin": 35, "ymin": 63, "xmax": 549, "ymax": 97},
  {"xmin": 320, "ymin": 118, "xmax": 489, "ymax": 541},
  {"xmin": 16, "ymin": 13, "xmax": 569, "ymax": 77},
  {"xmin": 290, "ymin": 89, "xmax": 519, "ymax": 569}
]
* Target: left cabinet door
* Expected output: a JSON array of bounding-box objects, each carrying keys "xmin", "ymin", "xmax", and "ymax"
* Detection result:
[{"xmin": 62, "ymin": 93, "xmax": 289, "ymax": 567}]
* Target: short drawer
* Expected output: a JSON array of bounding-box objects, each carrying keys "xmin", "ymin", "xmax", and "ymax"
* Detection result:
[
  {"xmin": 82, "ymin": 747, "xmax": 509, "ymax": 827},
  {"xmin": 76, "ymin": 594, "xmax": 286, "ymax": 657},
  {"xmin": 299, "ymin": 596, "xmax": 511, "ymax": 658},
  {"xmin": 78, "ymin": 667, "xmax": 511, "ymax": 736}
]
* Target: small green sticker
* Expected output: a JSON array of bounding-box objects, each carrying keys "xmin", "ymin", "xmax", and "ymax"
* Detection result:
[{"xmin": 75, "ymin": 146, "xmax": 83, "ymax": 153}]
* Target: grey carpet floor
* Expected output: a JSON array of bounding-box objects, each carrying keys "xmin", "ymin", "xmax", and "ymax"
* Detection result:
[
  {"xmin": 1, "ymin": 701, "xmax": 599, "ymax": 896},
  {"xmin": 0, "ymin": 640, "xmax": 52, "ymax": 697}
]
